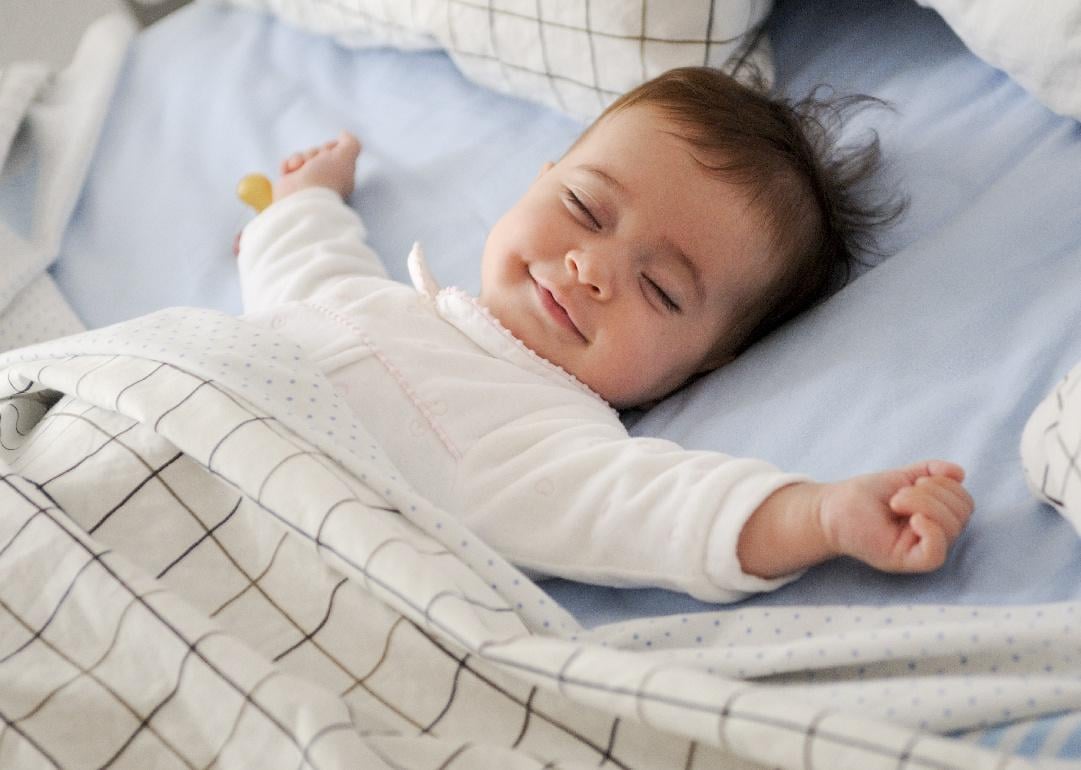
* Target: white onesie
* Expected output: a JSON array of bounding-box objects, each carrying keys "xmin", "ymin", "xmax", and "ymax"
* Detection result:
[{"xmin": 237, "ymin": 188, "xmax": 806, "ymax": 602}]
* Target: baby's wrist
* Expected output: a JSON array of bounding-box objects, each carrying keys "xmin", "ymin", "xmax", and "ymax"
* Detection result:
[
  {"xmin": 737, "ymin": 481, "xmax": 836, "ymax": 578},
  {"xmin": 273, "ymin": 178, "xmax": 342, "ymax": 203}
]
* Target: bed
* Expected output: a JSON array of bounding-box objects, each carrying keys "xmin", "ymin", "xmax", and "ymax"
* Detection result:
[{"xmin": 3, "ymin": 0, "xmax": 1081, "ymax": 766}]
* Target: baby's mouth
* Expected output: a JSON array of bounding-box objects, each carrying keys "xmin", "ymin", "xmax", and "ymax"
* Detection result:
[{"xmin": 533, "ymin": 278, "xmax": 587, "ymax": 342}]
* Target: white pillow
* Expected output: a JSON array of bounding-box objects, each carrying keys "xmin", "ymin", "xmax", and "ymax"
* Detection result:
[
  {"xmin": 202, "ymin": 0, "xmax": 773, "ymax": 120},
  {"xmin": 916, "ymin": 0, "xmax": 1081, "ymax": 121},
  {"xmin": 1022, "ymin": 361, "xmax": 1081, "ymax": 537}
]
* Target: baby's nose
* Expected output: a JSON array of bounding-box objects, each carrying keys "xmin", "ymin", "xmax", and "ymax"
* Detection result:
[{"xmin": 565, "ymin": 249, "xmax": 614, "ymax": 299}]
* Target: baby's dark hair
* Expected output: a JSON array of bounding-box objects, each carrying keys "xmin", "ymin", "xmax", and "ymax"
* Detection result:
[{"xmin": 592, "ymin": 66, "xmax": 904, "ymax": 355}]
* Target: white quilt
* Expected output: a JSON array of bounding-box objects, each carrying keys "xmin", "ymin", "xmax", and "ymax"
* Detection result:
[{"xmin": 0, "ymin": 306, "xmax": 1075, "ymax": 770}]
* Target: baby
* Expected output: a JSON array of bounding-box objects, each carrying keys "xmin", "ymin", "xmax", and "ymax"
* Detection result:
[{"xmin": 237, "ymin": 67, "xmax": 972, "ymax": 602}]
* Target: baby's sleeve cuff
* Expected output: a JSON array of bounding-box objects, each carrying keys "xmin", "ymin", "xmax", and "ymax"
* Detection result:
[{"xmin": 703, "ymin": 469, "xmax": 812, "ymax": 597}]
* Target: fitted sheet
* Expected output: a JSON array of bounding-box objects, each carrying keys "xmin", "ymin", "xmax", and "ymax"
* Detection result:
[{"xmin": 51, "ymin": 0, "xmax": 1081, "ymax": 635}]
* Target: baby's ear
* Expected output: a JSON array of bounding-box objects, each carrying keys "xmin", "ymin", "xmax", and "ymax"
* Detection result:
[{"xmin": 537, "ymin": 161, "xmax": 555, "ymax": 179}]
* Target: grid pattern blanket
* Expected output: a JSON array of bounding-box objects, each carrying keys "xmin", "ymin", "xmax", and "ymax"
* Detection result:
[{"xmin": 0, "ymin": 307, "xmax": 1074, "ymax": 769}]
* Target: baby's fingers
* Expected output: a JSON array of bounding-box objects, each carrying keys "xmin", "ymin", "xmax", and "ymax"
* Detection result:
[
  {"xmin": 900, "ymin": 513, "xmax": 948, "ymax": 571},
  {"xmin": 890, "ymin": 479, "xmax": 971, "ymax": 540}
]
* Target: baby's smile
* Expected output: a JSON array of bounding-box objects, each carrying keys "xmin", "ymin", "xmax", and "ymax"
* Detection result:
[{"xmin": 530, "ymin": 273, "xmax": 588, "ymax": 342}]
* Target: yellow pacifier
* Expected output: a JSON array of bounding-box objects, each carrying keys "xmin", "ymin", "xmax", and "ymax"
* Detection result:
[{"xmin": 236, "ymin": 173, "xmax": 273, "ymax": 212}]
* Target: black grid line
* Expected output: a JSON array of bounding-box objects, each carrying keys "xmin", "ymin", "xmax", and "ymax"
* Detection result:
[
  {"xmin": 156, "ymin": 495, "xmax": 244, "ymax": 579},
  {"xmin": 1059, "ymin": 425, "xmax": 1081, "ymax": 502},
  {"xmin": 583, "ymin": 0, "xmax": 603, "ymax": 111},
  {"xmin": 206, "ymin": 415, "xmax": 276, "ymax": 471},
  {"xmin": 113, "ymin": 361, "xmax": 166, "ymax": 411},
  {"xmin": 38, "ymin": 421, "xmax": 140, "ymax": 488},
  {"xmin": 716, "ymin": 685, "xmax": 750, "ymax": 757},
  {"xmin": 485, "ymin": 0, "xmax": 515, "ymax": 102},
  {"xmin": 0, "ymin": 500, "xmax": 53, "ymax": 560},
  {"xmin": 633, "ymin": 665, "xmax": 664, "ymax": 725},
  {"xmin": 532, "ymin": 0, "xmax": 567, "ymax": 113},
  {"xmin": 896, "ymin": 731, "xmax": 923, "ymax": 770},
  {"xmin": 422, "ymin": 588, "xmax": 518, "ymax": 625},
  {"xmin": 555, "ymin": 647, "xmax": 585, "ymax": 698},
  {"xmin": 511, "ymin": 686, "xmax": 538, "ymax": 749},
  {"xmin": 0, "ymin": 702, "xmax": 61, "ymax": 768},
  {"xmin": 703, "ymin": 0, "xmax": 717, "ymax": 65},
  {"xmin": 209, "ymin": 531, "xmax": 289, "ymax": 618},
  {"xmin": 255, "ymin": 449, "xmax": 327, "ymax": 502},
  {"xmin": 72, "ymin": 354, "xmax": 119, "ymax": 400},
  {"xmin": 342, "ymin": 616, "xmax": 407, "ymax": 689},
  {"xmin": 637, "ymin": 0, "xmax": 647, "ymax": 83},
  {"xmin": 435, "ymin": 742, "xmax": 469, "ymax": 770},
  {"xmin": 802, "ymin": 709, "xmax": 832, "ymax": 770},
  {"xmin": 198, "ymin": 669, "xmax": 277, "ymax": 770},
  {"xmin": 88, "ymin": 451, "xmax": 183, "ymax": 534},
  {"xmin": 420, "ymin": 654, "xmax": 470, "ymax": 734},
  {"xmin": 601, "ymin": 717, "xmax": 621, "ymax": 767},
  {"xmin": 152, "ymin": 379, "xmax": 213, "ymax": 432},
  {"xmin": 293, "ymin": 720, "xmax": 361, "ymax": 770},
  {"xmin": 682, "ymin": 740, "xmax": 697, "ymax": 770},
  {"xmin": 272, "ymin": 578, "xmax": 349, "ymax": 663}
]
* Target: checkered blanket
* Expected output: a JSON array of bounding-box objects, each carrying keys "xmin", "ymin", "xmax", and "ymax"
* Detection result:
[{"xmin": 0, "ymin": 307, "xmax": 1070, "ymax": 769}]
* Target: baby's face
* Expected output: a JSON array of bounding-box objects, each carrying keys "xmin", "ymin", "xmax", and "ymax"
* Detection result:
[{"xmin": 479, "ymin": 105, "xmax": 777, "ymax": 408}]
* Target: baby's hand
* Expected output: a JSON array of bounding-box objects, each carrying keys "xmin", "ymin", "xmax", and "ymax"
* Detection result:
[
  {"xmin": 273, "ymin": 131, "xmax": 362, "ymax": 202},
  {"xmin": 819, "ymin": 460, "xmax": 973, "ymax": 573}
]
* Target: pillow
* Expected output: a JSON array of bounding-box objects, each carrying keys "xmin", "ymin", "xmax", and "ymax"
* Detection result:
[
  {"xmin": 202, "ymin": 0, "xmax": 773, "ymax": 120},
  {"xmin": 1022, "ymin": 360, "xmax": 1081, "ymax": 537},
  {"xmin": 916, "ymin": 0, "xmax": 1081, "ymax": 122}
]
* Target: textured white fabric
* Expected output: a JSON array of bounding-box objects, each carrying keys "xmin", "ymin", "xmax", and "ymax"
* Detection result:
[
  {"xmin": 1022, "ymin": 359, "xmax": 1081, "ymax": 535},
  {"xmin": 237, "ymin": 188, "xmax": 806, "ymax": 602},
  {"xmin": 916, "ymin": 0, "xmax": 1081, "ymax": 121},
  {"xmin": 201, "ymin": 0, "xmax": 774, "ymax": 120}
]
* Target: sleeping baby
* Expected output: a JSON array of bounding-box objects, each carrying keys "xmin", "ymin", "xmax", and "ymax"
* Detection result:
[{"xmin": 236, "ymin": 67, "xmax": 972, "ymax": 602}]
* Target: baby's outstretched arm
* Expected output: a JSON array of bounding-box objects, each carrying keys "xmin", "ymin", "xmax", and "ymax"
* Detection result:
[
  {"xmin": 273, "ymin": 130, "xmax": 362, "ymax": 201},
  {"xmin": 737, "ymin": 460, "xmax": 973, "ymax": 578}
]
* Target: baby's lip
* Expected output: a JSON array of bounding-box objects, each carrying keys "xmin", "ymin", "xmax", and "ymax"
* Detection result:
[{"xmin": 533, "ymin": 276, "xmax": 588, "ymax": 342}]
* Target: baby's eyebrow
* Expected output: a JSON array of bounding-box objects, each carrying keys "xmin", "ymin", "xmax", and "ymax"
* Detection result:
[{"xmin": 579, "ymin": 164, "xmax": 624, "ymax": 194}]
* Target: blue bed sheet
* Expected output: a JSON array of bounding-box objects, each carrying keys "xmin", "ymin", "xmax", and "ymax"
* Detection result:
[{"xmin": 52, "ymin": 0, "xmax": 1081, "ymax": 637}]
